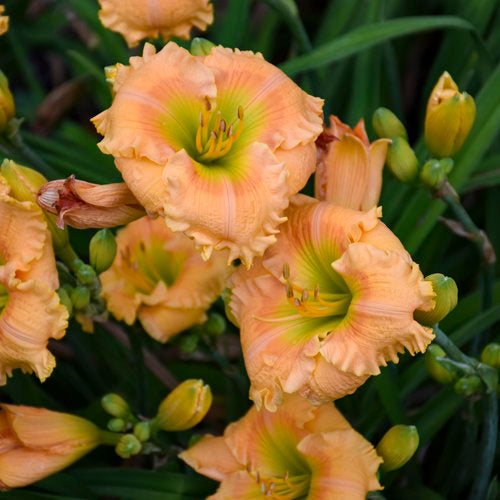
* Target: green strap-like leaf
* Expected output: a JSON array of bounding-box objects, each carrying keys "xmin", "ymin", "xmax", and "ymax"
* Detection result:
[{"xmin": 280, "ymin": 16, "xmax": 482, "ymax": 75}]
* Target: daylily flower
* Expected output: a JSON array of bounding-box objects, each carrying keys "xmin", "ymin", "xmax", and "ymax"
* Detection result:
[
  {"xmin": 92, "ymin": 42, "xmax": 324, "ymax": 267},
  {"xmin": 97, "ymin": 0, "xmax": 214, "ymax": 48},
  {"xmin": 229, "ymin": 195, "xmax": 435, "ymax": 410},
  {"xmin": 315, "ymin": 116, "xmax": 390, "ymax": 211},
  {"xmin": 0, "ymin": 404, "xmax": 101, "ymax": 489},
  {"xmin": 180, "ymin": 394, "xmax": 382, "ymax": 499},
  {"xmin": 100, "ymin": 215, "xmax": 232, "ymax": 343},
  {"xmin": 0, "ymin": 175, "xmax": 68, "ymax": 385},
  {"xmin": 0, "ymin": 6, "xmax": 8, "ymax": 36}
]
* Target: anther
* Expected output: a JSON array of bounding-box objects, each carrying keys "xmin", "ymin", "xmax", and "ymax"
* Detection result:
[
  {"xmin": 283, "ymin": 263, "xmax": 290, "ymax": 279},
  {"xmin": 301, "ymin": 289, "xmax": 309, "ymax": 302},
  {"xmin": 238, "ymin": 105, "xmax": 244, "ymax": 120},
  {"xmin": 286, "ymin": 282, "xmax": 294, "ymax": 299},
  {"xmin": 294, "ymin": 298, "xmax": 301, "ymax": 307},
  {"xmin": 220, "ymin": 119, "xmax": 226, "ymax": 132},
  {"xmin": 314, "ymin": 284, "xmax": 320, "ymax": 299},
  {"xmin": 204, "ymin": 96, "xmax": 211, "ymax": 111}
]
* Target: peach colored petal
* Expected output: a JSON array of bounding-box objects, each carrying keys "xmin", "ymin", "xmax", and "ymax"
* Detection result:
[
  {"xmin": 162, "ymin": 144, "xmax": 289, "ymax": 267},
  {"xmin": 178, "ymin": 434, "xmax": 242, "ymax": 482},
  {"xmin": 303, "ymin": 402, "xmax": 352, "ymax": 434},
  {"xmin": 320, "ymin": 243, "xmax": 435, "ymax": 376},
  {"xmin": 37, "ymin": 177, "xmax": 145, "ymax": 229},
  {"xmin": 298, "ymin": 429, "xmax": 382, "ymax": 499},
  {"xmin": 203, "ymin": 47, "xmax": 324, "ymax": 151},
  {"xmin": 92, "ymin": 43, "xmax": 217, "ymax": 164},
  {"xmin": 208, "ymin": 471, "xmax": 267, "ymax": 500},
  {"xmin": 363, "ymin": 139, "xmax": 390, "ymax": 210},
  {"xmin": 98, "ymin": 0, "xmax": 213, "ymax": 48}
]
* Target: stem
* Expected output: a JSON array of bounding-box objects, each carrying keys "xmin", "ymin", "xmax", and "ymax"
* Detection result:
[
  {"xmin": 434, "ymin": 327, "xmax": 478, "ymax": 370},
  {"xmin": 468, "ymin": 392, "xmax": 498, "ymax": 500},
  {"xmin": 127, "ymin": 328, "xmax": 148, "ymax": 416},
  {"xmin": 99, "ymin": 430, "xmax": 122, "ymax": 446}
]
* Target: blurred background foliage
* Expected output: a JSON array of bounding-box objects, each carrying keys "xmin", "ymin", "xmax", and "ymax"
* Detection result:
[{"xmin": 0, "ymin": 0, "xmax": 499, "ymax": 498}]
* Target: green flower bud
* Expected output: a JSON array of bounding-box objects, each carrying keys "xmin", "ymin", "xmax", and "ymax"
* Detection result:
[
  {"xmin": 156, "ymin": 379, "xmax": 212, "ymax": 432},
  {"xmin": 454, "ymin": 376, "xmax": 482, "ymax": 397},
  {"xmin": 414, "ymin": 274, "xmax": 458, "ymax": 326},
  {"xmin": 76, "ymin": 264, "xmax": 96, "ymax": 285},
  {"xmin": 190, "ymin": 38, "xmax": 216, "ymax": 56},
  {"xmin": 376, "ymin": 425, "xmax": 419, "ymax": 472},
  {"xmin": 107, "ymin": 418, "xmax": 126, "ymax": 432},
  {"xmin": 205, "ymin": 312, "xmax": 226, "ymax": 337},
  {"xmin": 71, "ymin": 285, "xmax": 90, "ymax": 311},
  {"xmin": 115, "ymin": 434, "xmax": 142, "ymax": 459},
  {"xmin": 101, "ymin": 393, "xmax": 130, "ymax": 418},
  {"xmin": 133, "ymin": 422, "xmax": 151, "ymax": 442},
  {"xmin": 425, "ymin": 344, "xmax": 458, "ymax": 384},
  {"xmin": 89, "ymin": 229, "xmax": 117, "ymax": 274},
  {"xmin": 57, "ymin": 287, "xmax": 73, "ymax": 316},
  {"xmin": 372, "ymin": 107, "xmax": 408, "ymax": 140},
  {"xmin": 480, "ymin": 343, "xmax": 500, "ymax": 368},
  {"xmin": 386, "ymin": 137, "xmax": 419, "ymax": 183},
  {"xmin": 420, "ymin": 158, "xmax": 454, "ymax": 189},
  {"xmin": 179, "ymin": 332, "xmax": 199, "ymax": 354},
  {"xmin": 0, "ymin": 70, "xmax": 15, "ymax": 132}
]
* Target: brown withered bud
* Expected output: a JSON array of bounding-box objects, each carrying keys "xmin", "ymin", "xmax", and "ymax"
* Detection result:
[{"xmin": 37, "ymin": 175, "xmax": 145, "ymax": 229}]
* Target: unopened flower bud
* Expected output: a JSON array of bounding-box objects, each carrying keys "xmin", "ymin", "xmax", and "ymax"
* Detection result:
[
  {"xmin": 414, "ymin": 274, "xmax": 458, "ymax": 326},
  {"xmin": 205, "ymin": 312, "xmax": 226, "ymax": 337},
  {"xmin": 454, "ymin": 375, "xmax": 482, "ymax": 397},
  {"xmin": 133, "ymin": 422, "xmax": 151, "ymax": 442},
  {"xmin": 90, "ymin": 229, "xmax": 117, "ymax": 274},
  {"xmin": 481, "ymin": 343, "xmax": 500, "ymax": 368},
  {"xmin": 180, "ymin": 332, "xmax": 199, "ymax": 354},
  {"xmin": 420, "ymin": 158, "xmax": 454, "ymax": 189},
  {"xmin": 0, "ymin": 70, "xmax": 15, "ymax": 131},
  {"xmin": 107, "ymin": 418, "xmax": 126, "ymax": 432},
  {"xmin": 101, "ymin": 393, "xmax": 130, "ymax": 418},
  {"xmin": 376, "ymin": 425, "xmax": 419, "ymax": 472},
  {"xmin": 425, "ymin": 72, "xmax": 476, "ymax": 158},
  {"xmin": 386, "ymin": 137, "xmax": 419, "ymax": 183},
  {"xmin": 190, "ymin": 37, "xmax": 215, "ymax": 56},
  {"xmin": 115, "ymin": 434, "xmax": 142, "ymax": 459},
  {"xmin": 424, "ymin": 344, "xmax": 457, "ymax": 384},
  {"xmin": 57, "ymin": 287, "xmax": 73, "ymax": 316},
  {"xmin": 71, "ymin": 285, "xmax": 90, "ymax": 310},
  {"xmin": 372, "ymin": 107, "xmax": 408, "ymax": 140},
  {"xmin": 156, "ymin": 379, "xmax": 212, "ymax": 432},
  {"xmin": 76, "ymin": 264, "xmax": 96, "ymax": 285}
]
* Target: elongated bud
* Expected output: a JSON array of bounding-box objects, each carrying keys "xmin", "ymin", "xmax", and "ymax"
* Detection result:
[
  {"xmin": 190, "ymin": 37, "xmax": 215, "ymax": 56},
  {"xmin": 57, "ymin": 288, "xmax": 73, "ymax": 316},
  {"xmin": 76, "ymin": 264, "xmax": 96, "ymax": 285},
  {"xmin": 0, "ymin": 70, "xmax": 15, "ymax": 131},
  {"xmin": 205, "ymin": 312, "xmax": 226, "ymax": 337},
  {"xmin": 133, "ymin": 422, "xmax": 151, "ymax": 442},
  {"xmin": 425, "ymin": 344, "xmax": 458, "ymax": 384},
  {"xmin": 0, "ymin": 160, "xmax": 69, "ymax": 250},
  {"xmin": 101, "ymin": 393, "xmax": 130, "ymax": 419},
  {"xmin": 425, "ymin": 72, "xmax": 476, "ymax": 158},
  {"xmin": 454, "ymin": 375, "xmax": 482, "ymax": 397},
  {"xmin": 180, "ymin": 332, "xmax": 200, "ymax": 354},
  {"xmin": 386, "ymin": 137, "xmax": 419, "ymax": 183},
  {"xmin": 414, "ymin": 274, "xmax": 458, "ymax": 326},
  {"xmin": 481, "ymin": 343, "xmax": 500, "ymax": 369},
  {"xmin": 420, "ymin": 158, "xmax": 454, "ymax": 189},
  {"xmin": 372, "ymin": 107, "xmax": 408, "ymax": 140},
  {"xmin": 155, "ymin": 379, "xmax": 212, "ymax": 432},
  {"xmin": 90, "ymin": 229, "xmax": 117, "ymax": 274},
  {"xmin": 376, "ymin": 425, "xmax": 419, "ymax": 472},
  {"xmin": 115, "ymin": 434, "xmax": 142, "ymax": 459},
  {"xmin": 107, "ymin": 418, "xmax": 126, "ymax": 432},
  {"xmin": 71, "ymin": 285, "xmax": 90, "ymax": 310}
]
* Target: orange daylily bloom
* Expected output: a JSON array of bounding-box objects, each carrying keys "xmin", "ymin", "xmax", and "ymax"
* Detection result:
[
  {"xmin": 97, "ymin": 0, "xmax": 214, "ymax": 48},
  {"xmin": 0, "ymin": 175, "xmax": 67, "ymax": 384},
  {"xmin": 315, "ymin": 116, "xmax": 390, "ymax": 211},
  {"xmin": 229, "ymin": 195, "xmax": 435, "ymax": 410},
  {"xmin": 100, "ymin": 216, "xmax": 232, "ymax": 343},
  {"xmin": 180, "ymin": 394, "xmax": 382, "ymax": 499},
  {"xmin": 92, "ymin": 42, "xmax": 323, "ymax": 267},
  {"xmin": 0, "ymin": 6, "xmax": 8, "ymax": 36},
  {"xmin": 37, "ymin": 175, "xmax": 145, "ymax": 229},
  {"xmin": 0, "ymin": 404, "xmax": 101, "ymax": 489}
]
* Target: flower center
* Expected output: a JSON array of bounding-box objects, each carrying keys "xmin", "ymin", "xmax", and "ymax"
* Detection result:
[
  {"xmin": 251, "ymin": 470, "xmax": 310, "ymax": 500},
  {"xmin": 194, "ymin": 97, "xmax": 244, "ymax": 162},
  {"xmin": 282, "ymin": 263, "xmax": 351, "ymax": 319}
]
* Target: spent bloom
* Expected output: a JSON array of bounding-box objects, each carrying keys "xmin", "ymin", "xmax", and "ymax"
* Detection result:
[
  {"xmin": 0, "ymin": 171, "xmax": 67, "ymax": 384},
  {"xmin": 180, "ymin": 394, "xmax": 382, "ymax": 499},
  {"xmin": 92, "ymin": 42, "xmax": 323, "ymax": 267},
  {"xmin": 229, "ymin": 195, "xmax": 435, "ymax": 410},
  {"xmin": 0, "ymin": 404, "xmax": 101, "ymax": 489},
  {"xmin": 315, "ymin": 115, "xmax": 390, "ymax": 211},
  {"xmin": 100, "ymin": 216, "xmax": 232, "ymax": 343},
  {"xmin": 97, "ymin": 0, "xmax": 214, "ymax": 48}
]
